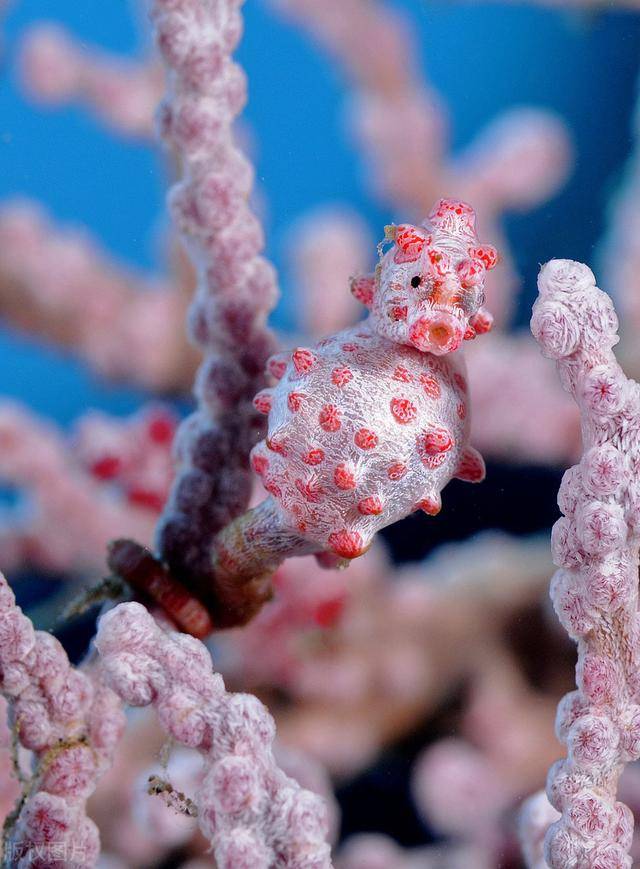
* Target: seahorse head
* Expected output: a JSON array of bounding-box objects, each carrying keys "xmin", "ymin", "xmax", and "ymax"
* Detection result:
[{"xmin": 351, "ymin": 198, "xmax": 497, "ymax": 355}]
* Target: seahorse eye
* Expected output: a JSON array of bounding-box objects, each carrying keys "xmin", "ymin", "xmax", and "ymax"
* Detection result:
[{"xmin": 410, "ymin": 275, "xmax": 422, "ymax": 288}]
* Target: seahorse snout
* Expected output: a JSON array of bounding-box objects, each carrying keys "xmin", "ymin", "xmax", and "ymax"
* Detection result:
[{"xmin": 408, "ymin": 313, "xmax": 464, "ymax": 355}]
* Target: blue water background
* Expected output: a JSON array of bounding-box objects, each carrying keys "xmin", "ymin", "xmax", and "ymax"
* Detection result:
[{"xmin": 1, "ymin": 0, "xmax": 640, "ymax": 427}]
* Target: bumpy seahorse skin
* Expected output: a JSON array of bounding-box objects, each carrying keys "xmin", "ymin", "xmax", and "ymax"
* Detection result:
[{"xmin": 249, "ymin": 197, "xmax": 495, "ymax": 560}]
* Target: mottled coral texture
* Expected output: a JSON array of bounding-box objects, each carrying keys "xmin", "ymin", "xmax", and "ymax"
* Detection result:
[
  {"xmin": 0, "ymin": 573, "xmax": 125, "ymax": 868},
  {"xmin": 95, "ymin": 601, "xmax": 332, "ymax": 868},
  {"xmin": 526, "ymin": 259, "xmax": 640, "ymax": 867},
  {"xmin": 150, "ymin": 0, "xmax": 280, "ymax": 621}
]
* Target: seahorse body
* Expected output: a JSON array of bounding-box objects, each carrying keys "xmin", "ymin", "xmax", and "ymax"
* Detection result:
[
  {"xmin": 204, "ymin": 198, "xmax": 496, "ymax": 626},
  {"xmin": 251, "ymin": 321, "xmax": 484, "ymax": 558}
]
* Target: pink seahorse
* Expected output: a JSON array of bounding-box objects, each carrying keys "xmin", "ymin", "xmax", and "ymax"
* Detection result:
[{"xmin": 209, "ymin": 198, "xmax": 496, "ymax": 606}]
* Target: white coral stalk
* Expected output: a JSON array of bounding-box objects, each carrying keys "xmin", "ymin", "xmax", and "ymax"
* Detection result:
[
  {"xmin": 95, "ymin": 601, "xmax": 332, "ymax": 868},
  {"xmin": 527, "ymin": 259, "xmax": 640, "ymax": 867}
]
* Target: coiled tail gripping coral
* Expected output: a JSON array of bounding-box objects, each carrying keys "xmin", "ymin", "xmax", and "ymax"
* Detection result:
[{"xmin": 209, "ymin": 198, "xmax": 496, "ymax": 613}]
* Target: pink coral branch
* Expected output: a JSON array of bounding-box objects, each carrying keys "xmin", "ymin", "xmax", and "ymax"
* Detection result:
[
  {"xmin": 95, "ymin": 601, "xmax": 332, "ymax": 868},
  {"xmin": 528, "ymin": 258, "xmax": 640, "ymax": 866},
  {"xmin": 412, "ymin": 738, "xmax": 511, "ymax": 847},
  {"xmin": 83, "ymin": 701, "xmax": 339, "ymax": 864},
  {"xmin": 411, "ymin": 647, "xmax": 563, "ymax": 865},
  {"xmin": 0, "ymin": 201, "xmax": 196, "ymax": 392},
  {"xmin": 146, "ymin": 0, "xmax": 280, "ymax": 629},
  {"xmin": 0, "ymin": 699, "xmax": 20, "ymax": 829},
  {"xmin": 270, "ymin": 0, "xmax": 446, "ymax": 213},
  {"xmin": 19, "ymin": 24, "xmax": 164, "ymax": 140},
  {"xmin": 0, "ymin": 572, "xmax": 125, "ymax": 868},
  {"xmin": 0, "ymin": 402, "xmax": 174, "ymax": 575}
]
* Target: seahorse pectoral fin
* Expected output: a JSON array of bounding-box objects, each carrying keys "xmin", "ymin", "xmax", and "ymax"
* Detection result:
[{"xmin": 454, "ymin": 445, "xmax": 486, "ymax": 483}]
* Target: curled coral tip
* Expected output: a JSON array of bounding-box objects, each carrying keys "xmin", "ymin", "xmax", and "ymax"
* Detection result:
[{"xmin": 537, "ymin": 258, "xmax": 596, "ymax": 296}]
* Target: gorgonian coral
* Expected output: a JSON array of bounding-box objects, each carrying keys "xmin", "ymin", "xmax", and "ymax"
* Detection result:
[
  {"xmin": 0, "ymin": 574, "xmax": 125, "ymax": 867},
  {"xmin": 526, "ymin": 258, "xmax": 640, "ymax": 867},
  {"xmin": 95, "ymin": 601, "xmax": 332, "ymax": 868}
]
